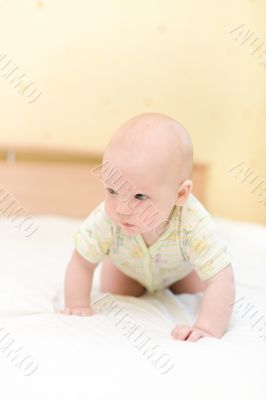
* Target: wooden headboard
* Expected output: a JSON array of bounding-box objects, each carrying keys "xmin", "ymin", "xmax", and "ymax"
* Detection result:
[{"xmin": 0, "ymin": 146, "xmax": 209, "ymax": 218}]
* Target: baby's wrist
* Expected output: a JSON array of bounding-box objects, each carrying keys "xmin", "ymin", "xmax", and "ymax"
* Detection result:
[{"xmin": 193, "ymin": 322, "xmax": 224, "ymax": 338}]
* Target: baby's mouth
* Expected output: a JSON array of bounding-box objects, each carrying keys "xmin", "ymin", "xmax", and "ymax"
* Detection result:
[{"xmin": 120, "ymin": 222, "xmax": 135, "ymax": 228}]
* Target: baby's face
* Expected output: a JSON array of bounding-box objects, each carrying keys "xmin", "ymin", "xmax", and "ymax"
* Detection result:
[
  {"xmin": 102, "ymin": 150, "xmax": 180, "ymax": 237},
  {"xmin": 101, "ymin": 112, "xmax": 193, "ymax": 238}
]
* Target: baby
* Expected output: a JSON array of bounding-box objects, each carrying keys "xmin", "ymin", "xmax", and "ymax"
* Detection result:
[{"xmin": 60, "ymin": 112, "xmax": 236, "ymax": 342}]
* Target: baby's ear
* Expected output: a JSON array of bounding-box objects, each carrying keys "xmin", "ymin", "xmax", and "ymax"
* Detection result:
[{"xmin": 175, "ymin": 180, "xmax": 193, "ymax": 206}]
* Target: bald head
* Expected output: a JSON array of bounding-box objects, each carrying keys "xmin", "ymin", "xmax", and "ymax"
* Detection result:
[{"xmin": 104, "ymin": 112, "xmax": 193, "ymax": 186}]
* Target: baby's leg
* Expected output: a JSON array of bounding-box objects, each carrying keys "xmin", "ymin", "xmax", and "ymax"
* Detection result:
[
  {"xmin": 169, "ymin": 270, "xmax": 205, "ymax": 294},
  {"xmin": 100, "ymin": 256, "xmax": 146, "ymax": 297}
]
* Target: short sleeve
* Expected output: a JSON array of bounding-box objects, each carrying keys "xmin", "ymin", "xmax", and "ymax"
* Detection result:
[
  {"xmin": 73, "ymin": 202, "xmax": 114, "ymax": 264},
  {"xmin": 182, "ymin": 214, "xmax": 232, "ymax": 281}
]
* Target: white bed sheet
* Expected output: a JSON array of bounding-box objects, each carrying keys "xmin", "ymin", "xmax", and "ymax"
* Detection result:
[{"xmin": 0, "ymin": 214, "xmax": 266, "ymax": 400}]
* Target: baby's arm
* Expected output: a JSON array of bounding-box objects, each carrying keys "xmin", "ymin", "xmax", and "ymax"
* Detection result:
[
  {"xmin": 172, "ymin": 265, "xmax": 236, "ymax": 341},
  {"xmin": 60, "ymin": 249, "xmax": 98, "ymax": 316},
  {"xmin": 193, "ymin": 264, "xmax": 235, "ymax": 337}
]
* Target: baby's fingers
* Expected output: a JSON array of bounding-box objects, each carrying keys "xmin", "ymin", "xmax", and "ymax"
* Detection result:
[
  {"xmin": 171, "ymin": 325, "xmax": 193, "ymax": 341},
  {"xmin": 58, "ymin": 308, "xmax": 73, "ymax": 315},
  {"xmin": 186, "ymin": 327, "xmax": 213, "ymax": 342},
  {"xmin": 72, "ymin": 308, "xmax": 95, "ymax": 316},
  {"xmin": 186, "ymin": 329, "xmax": 203, "ymax": 342},
  {"xmin": 58, "ymin": 307, "xmax": 96, "ymax": 316}
]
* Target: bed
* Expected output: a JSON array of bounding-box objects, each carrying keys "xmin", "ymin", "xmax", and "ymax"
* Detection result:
[{"xmin": 0, "ymin": 148, "xmax": 266, "ymax": 399}]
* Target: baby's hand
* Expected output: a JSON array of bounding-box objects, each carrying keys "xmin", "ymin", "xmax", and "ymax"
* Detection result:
[
  {"xmin": 58, "ymin": 306, "xmax": 96, "ymax": 316},
  {"xmin": 171, "ymin": 324, "xmax": 214, "ymax": 342}
]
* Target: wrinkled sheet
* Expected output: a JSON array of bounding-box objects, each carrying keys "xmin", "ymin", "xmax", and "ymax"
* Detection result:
[{"xmin": 0, "ymin": 215, "xmax": 265, "ymax": 400}]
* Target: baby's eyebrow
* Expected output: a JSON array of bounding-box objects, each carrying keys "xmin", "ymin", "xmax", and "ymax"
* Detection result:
[{"xmin": 138, "ymin": 184, "xmax": 153, "ymax": 192}]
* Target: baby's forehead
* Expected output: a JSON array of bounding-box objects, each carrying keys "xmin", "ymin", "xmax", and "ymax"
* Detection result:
[
  {"xmin": 102, "ymin": 150, "xmax": 172, "ymax": 195},
  {"xmin": 103, "ymin": 113, "xmax": 193, "ymax": 186},
  {"xmin": 105, "ymin": 130, "xmax": 174, "ymax": 171}
]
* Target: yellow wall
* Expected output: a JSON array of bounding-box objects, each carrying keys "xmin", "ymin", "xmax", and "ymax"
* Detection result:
[{"xmin": 0, "ymin": 0, "xmax": 265, "ymax": 224}]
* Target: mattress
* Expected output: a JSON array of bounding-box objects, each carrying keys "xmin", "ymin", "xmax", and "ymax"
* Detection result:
[{"xmin": 0, "ymin": 214, "xmax": 265, "ymax": 399}]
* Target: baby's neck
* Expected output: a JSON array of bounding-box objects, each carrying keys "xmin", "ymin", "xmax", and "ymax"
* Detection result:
[{"xmin": 141, "ymin": 205, "xmax": 176, "ymax": 247}]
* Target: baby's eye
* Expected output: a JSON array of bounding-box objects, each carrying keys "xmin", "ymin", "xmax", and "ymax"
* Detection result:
[
  {"xmin": 106, "ymin": 188, "xmax": 117, "ymax": 195},
  {"xmin": 134, "ymin": 193, "xmax": 148, "ymax": 201}
]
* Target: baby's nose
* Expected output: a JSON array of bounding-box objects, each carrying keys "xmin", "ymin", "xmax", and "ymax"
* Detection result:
[{"xmin": 115, "ymin": 199, "xmax": 132, "ymax": 215}]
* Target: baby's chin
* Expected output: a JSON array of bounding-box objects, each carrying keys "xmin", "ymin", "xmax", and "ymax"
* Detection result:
[
  {"xmin": 117, "ymin": 221, "xmax": 151, "ymax": 236},
  {"xmin": 118, "ymin": 222, "xmax": 157, "ymax": 238}
]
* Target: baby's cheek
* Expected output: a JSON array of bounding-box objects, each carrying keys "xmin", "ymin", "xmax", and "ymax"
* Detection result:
[
  {"xmin": 153, "ymin": 214, "xmax": 173, "ymax": 236},
  {"xmin": 140, "ymin": 212, "xmax": 165, "ymax": 233},
  {"xmin": 104, "ymin": 200, "xmax": 114, "ymax": 219}
]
